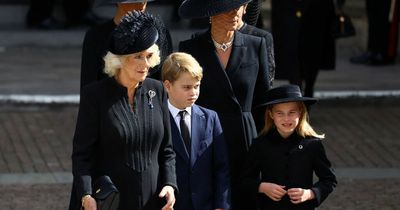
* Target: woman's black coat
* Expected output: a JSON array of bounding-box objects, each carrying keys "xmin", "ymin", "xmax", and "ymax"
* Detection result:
[
  {"xmin": 241, "ymin": 129, "xmax": 337, "ymax": 210},
  {"xmin": 179, "ymin": 30, "xmax": 272, "ymax": 181},
  {"xmin": 271, "ymin": 0, "xmax": 336, "ymax": 80},
  {"xmin": 71, "ymin": 77, "xmax": 177, "ymax": 210}
]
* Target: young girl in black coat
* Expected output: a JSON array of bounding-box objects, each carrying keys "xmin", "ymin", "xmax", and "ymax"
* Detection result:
[{"xmin": 241, "ymin": 85, "xmax": 337, "ymax": 210}]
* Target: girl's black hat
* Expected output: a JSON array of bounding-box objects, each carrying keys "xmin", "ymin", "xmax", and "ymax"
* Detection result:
[
  {"xmin": 179, "ymin": 0, "xmax": 251, "ymax": 19},
  {"xmin": 257, "ymin": 85, "xmax": 317, "ymax": 108},
  {"xmin": 108, "ymin": 11, "xmax": 159, "ymax": 55}
]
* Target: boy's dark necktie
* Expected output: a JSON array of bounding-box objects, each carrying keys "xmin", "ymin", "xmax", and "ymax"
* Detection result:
[{"xmin": 179, "ymin": 110, "xmax": 191, "ymax": 154}]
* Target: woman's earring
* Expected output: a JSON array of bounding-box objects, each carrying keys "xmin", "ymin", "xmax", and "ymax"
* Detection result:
[{"xmin": 209, "ymin": 17, "xmax": 212, "ymax": 24}]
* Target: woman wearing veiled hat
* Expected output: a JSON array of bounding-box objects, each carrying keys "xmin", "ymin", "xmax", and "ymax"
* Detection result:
[
  {"xmin": 80, "ymin": 0, "xmax": 172, "ymax": 90},
  {"xmin": 178, "ymin": 0, "xmax": 273, "ymax": 209},
  {"xmin": 70, "ymin": 11, "xmax": 177, "ymax": 210}
]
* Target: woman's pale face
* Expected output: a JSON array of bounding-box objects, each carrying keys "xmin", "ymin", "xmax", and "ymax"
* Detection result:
[
  {"xmin": 269, "ymin": 102, "xmax": 301, "ymax": 138},
  {"xmin": 212, "ymin": 5, "xmax": 247, "ymax": 31},
  {"xmin": 119, "ymin": 48, "xmax": 155, "ymax": 84}
]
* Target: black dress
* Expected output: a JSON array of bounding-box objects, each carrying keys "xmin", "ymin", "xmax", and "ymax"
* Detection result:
[
  {"xmin": 71, "ymin": 77, "xmax": 177, "ymax": 210},
  {"xmin": 241, "ymin": 129, "xmax": 337, "ymax": 210}
]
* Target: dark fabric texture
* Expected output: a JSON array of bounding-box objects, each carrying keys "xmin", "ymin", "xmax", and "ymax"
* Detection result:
[
  {"xmin": 243, "ymin": 0, "xmax": 261, "ymax": 26},
  {"xmin": 239, "ymin": 23, "xmax": 275, "ymax": 132},
  {"xmin": 271, "ymin": 0, "xmax": 336, "ymax": 81},
  {"xmin": 170, "ymin": 105, "xmax": 230, "ymax": 210},
  {"xmin": 70, "ymin": 77, "xmax": 177, "ymax": 210},
  {"xmin": 241, "ymin": 129, "xmax": 337, "ymax": 210},
  {"xmin": 179, "ymin": 30, "xmax": 272, "ymax": 210}
]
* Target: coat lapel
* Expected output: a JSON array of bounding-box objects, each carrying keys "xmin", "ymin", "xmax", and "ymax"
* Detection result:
[
  {"xmin": 202, "ymin": 32, "xmax": 241, "ymax": 106},
  {"xmin": 190, "ymin": 105, "xmax": 206, "ymax": 168},
  {"xmin": 226, "ymin": 31, "xmax": 246, "ymax": 78},
  {"xmin": 169, "ymin": 114, "xmax": 190, "ymax": 163}
]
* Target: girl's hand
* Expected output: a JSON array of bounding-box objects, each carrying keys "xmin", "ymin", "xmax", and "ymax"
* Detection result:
[
  {"xmin": 82, "ymin": 195, "xmax": 97, "ymax": 210},
  {"xmin": 287, "ymin": 188, "xmax": 315, "ymax": 204},
  {"xmin": 258, "ymin": 182, "xmax": 287, "ymax": 201},
  {"xmin": 159, "ymin": 185, "xmax": 175, "ymax": 210}
]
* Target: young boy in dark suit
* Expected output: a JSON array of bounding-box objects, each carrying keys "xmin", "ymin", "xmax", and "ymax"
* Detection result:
[{"xmin": 162, "ymin": 52, "xmax": 230, "ymax": 210}]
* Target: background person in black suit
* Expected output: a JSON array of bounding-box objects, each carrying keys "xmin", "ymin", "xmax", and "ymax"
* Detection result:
[
  {"xmin": 271, "ymin": 0, "xmax": 336, "ymax": 97},
  {"xmin": 70, "ymin": 11, "xmax": 176, "ymax": 210},
  {"xmin": 80, "ymin": 0, "xmax": 172, "ymax": 90},
  {"xmin": 350, "ymin": 0, "xmax": 399, "ymax": 65},
  {"xmin": 26, "ymin": 0, "xmax": 105, "ymax": 29},
  {"xmin": 178, "ymin": 0, "xmax": 273, "ymax": 209}
]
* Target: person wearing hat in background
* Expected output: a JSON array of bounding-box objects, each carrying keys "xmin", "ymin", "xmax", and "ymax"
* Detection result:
[
  {"xmin": 241, "ymin": 84, "xmax": 337, "ymax": 210},
  {"xmin": 271, "ymin": 0, "xmax": 336, "ymax": 98},
  {"xmin": 80, "ymin": 0, "xmax": 172, "ymax": 90},
  {"xmin": 69, "ymin": 11, "xmax": 177, "ymax": 210},
  {"xmin": 236, "ymin": 2, "xmax": 275, "ymax": 132},
  {"xmin": 178, "ymin": 0, "xmax": 273, "ymax": 209}
]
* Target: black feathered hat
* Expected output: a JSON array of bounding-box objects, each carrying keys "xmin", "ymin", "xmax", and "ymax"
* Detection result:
[
  {"xmin": 108, "ymin": 11, "xmax": 159, "ymax": 55},
  {"xmin": 179, "ymin": 0, "xmax": 251, "ymax": 19},
  {"xmin": 257, "ymin": 85, "xmax": 317, "ymax": 108}
]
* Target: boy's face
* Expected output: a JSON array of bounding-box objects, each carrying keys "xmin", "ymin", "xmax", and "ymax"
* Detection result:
[
  {"xmin": 269, "ymin": 102, "xmax": 301, "ymax": 138},
  {"xmin": 164, "ymin": 72, "xmax": 200, "ymax": 109}
]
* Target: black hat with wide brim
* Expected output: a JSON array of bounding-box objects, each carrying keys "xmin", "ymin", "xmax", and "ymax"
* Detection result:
[
  {"xmin": 94, "ymin": 0, "xmax": 155, "ymax": 7},
  {"xmin": 256, "ymin": 85, "xmax": 318, "ymax": 108},
  {"xmin": 179, "ymin": 0, "xmax": 251, "ymax": 19},
  {"xmin": 109, "ymin": 11, "xmax": 159, "ymax": 55}
]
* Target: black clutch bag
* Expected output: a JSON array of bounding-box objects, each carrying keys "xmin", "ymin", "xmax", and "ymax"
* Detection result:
[
  {"xmin": 332, "ymin": 11, "xmax": 356, "ymax": 39},
  {"xmin": 92, "ymin": 175, "xmax": 120, "ymax": 210}
]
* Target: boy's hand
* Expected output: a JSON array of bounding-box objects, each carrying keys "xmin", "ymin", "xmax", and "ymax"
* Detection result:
[
  {"xmin": 287, "ymin": 188, "xmax": 315, "ymax": 204},
  {"xmin": 258, "ymin": 182, "xmax": 287, "ymax": 201}
]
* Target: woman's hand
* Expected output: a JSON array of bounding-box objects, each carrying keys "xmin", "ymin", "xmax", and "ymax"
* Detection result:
[
  {"xmin": 82, "ymin": 195, "xmax": 97, "ymax": 210},
  {"xmin": 287, "ymin": 188, "xmax": 315, "ymax": 204},
  {"xmin": 159, "ymin": 185, "xmax": 175, "ymax": 210},
  {"xmin": 258, "ymin": 182, "xmax": 287, "ymax": 201}
]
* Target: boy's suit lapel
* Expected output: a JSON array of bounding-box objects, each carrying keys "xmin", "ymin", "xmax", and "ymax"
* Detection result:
[{"xmin": 190, "ymin": 105, "xmax": 206, "ymax": 168}]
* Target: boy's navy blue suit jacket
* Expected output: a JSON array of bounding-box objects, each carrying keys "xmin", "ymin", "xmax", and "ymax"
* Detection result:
[{"xmin": 169, "ymin": 104, "xmax": 230, "ymax": 210}]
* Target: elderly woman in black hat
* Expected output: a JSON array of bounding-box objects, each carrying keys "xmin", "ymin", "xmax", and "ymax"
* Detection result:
[
  {"xmin": 241, "ymin": 85, "xmax": 337, "ymax": 210},
  {"xmin": 80, "ymin": 0, "xmax": 172, "ymax": 89},
  {"xmin": 178, "ymin": 0, "xmax": 273, "ymax": 209},
  {"xmin": 70, "ymin": 11, "xmax": 176, "ymax": 210}
]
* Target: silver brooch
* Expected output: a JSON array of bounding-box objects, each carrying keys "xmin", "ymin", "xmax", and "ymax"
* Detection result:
[
  {"xmin": 148, "ymin": 90, "xmax": 156, "ymax": 109},
  {"xmin": 298, "ymin": 145, "xmax": 303, "ymax": 150}
]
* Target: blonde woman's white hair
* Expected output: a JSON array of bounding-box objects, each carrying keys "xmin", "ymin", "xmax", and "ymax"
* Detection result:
[{"xmin": 103, "ymin": 44, "xmax": 161, "ymax": 77}]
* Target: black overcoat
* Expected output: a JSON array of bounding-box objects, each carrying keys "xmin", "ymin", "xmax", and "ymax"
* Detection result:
[
  {"xmin": 179, "ymin": 30, "xmax": 271, "ymax": 182},
  {"xmin": 71, "ymin": 77, "xmax": 177, "ymax": 210},
  {"xmin": 241, "ymin": 129, "xmax": 337, "ymax": 210},
  {"xmin": 271, "ymin": 0, "xmax": 336, "ymax": 80},
  {"xmin": 239, "ymin": 23, "xmax": 275, "ymax": 132}
]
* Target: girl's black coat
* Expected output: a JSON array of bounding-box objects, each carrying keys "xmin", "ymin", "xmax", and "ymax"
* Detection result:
[
  {"xmin": 70, "ymin": 77, "xmax": 177, "ymax": 210},
  {"xmin": 241, "ymin": 129, "xmax": 337, "ymax": 210}
]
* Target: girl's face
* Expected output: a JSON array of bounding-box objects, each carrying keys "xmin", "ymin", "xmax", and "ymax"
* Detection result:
[
  {"xmin": 119, "ymin": 47, "xmax": 155, "ymax": 83},
  {"xmin": 269, "ymin": 102, "xmax": 301, "ymax": 138}
]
